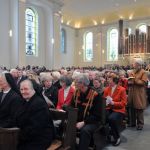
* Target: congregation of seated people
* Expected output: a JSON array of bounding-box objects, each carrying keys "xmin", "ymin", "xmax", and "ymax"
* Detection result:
[{"xmin": 0, "ymin": 60, "xmax": 149, "ymax": 150}]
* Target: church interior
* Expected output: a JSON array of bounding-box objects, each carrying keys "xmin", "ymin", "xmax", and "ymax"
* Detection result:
[
  {"xmin": 1, "ymin": 1, "xmax": 150, "ymax": 150},
  {"xmin": 1, "ymin": 0, "xmax": 150, "ymax": 69}
]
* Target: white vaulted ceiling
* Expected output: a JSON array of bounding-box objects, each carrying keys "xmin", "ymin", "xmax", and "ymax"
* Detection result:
[
  {"xmin": 49, "ymin": 0, "xmax": 150, "ymax": 28},
  {"xmin": 62, "ymin": 0, "xmax": 150, "ymax": 27}
]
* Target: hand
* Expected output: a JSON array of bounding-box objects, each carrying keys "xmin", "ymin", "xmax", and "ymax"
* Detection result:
[
  {"xmin": 106, "ymin": 96, "xmax": 114, "ymax": 105},
  {"xmin": 76, "ymin": 121, "xmax": 85, "ymax": 129},
  {"xmin": 57, "ymin": 109, "xmax": 66, "ymax": 112}
]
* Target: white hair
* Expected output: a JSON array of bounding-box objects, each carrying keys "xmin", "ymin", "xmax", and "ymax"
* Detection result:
[{"xmin": 133, "ymin": 58, "xmax": 143, "ymax": 65}]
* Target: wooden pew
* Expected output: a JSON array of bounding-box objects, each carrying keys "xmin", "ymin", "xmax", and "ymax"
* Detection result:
[
  {"xmin": 48, "ymin": 107, "xmax": 78, "ymax": 150},
  {"xmin": 0, "ymin": 127, "xmax": 20, "ymax": 150}
]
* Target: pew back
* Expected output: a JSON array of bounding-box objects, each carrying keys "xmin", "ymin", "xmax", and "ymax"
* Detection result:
[{"xmin": 0, "ymin": 127, "xmax": 20, "ymax": 150}]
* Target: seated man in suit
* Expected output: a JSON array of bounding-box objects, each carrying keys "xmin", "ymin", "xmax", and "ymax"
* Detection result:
[
  {"xmin": 71, "ymin": 74, "xmax": 105, "ymax": 150},
  {"xmin": 0, "ymin": 72, "xmax": 22, "ymax": 127},
  {"xmin": 16, "ymin": 69, "xmax": 27, "ymax": 88}
]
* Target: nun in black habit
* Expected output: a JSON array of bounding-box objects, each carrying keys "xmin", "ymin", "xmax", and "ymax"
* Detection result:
[{"xmin": 16, "ymin": 79, "xmax": 55, "ymax": 150}]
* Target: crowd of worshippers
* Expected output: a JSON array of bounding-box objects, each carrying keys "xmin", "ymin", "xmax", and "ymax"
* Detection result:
[{"xmin": 0, "ymin": 58, "xmax": 149, "ymax": 150}]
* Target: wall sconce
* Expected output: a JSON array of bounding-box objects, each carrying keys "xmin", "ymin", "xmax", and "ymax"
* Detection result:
[
  {"xmin": 9, "ymin": 30, "xmax": 12, "ymax": 37},
  {"xmin": 51, "ymin": 38, "xmax": 54, "ymax": 44}
]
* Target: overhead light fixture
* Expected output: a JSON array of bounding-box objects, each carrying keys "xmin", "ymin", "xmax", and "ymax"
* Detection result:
[
  {"xmin": 101, "ymin": 20, "xmax": 105, "ymax": 24},
  {"xmin": 75, "ymin": 23, "xmax": 80, "ymax": 28},
  {"xmin": 129, "ymin": 14, "xmax": 133, "ymax": 20},
  {"xmin": 102, "ymin": 50, "xmax": 105, "ymax": 54},
  {"xmin": 119, "ymin": 16, "xmax": 124, "ymax": 19},
  {"xmin": 93, "ymin": 20, "xmax": 98, "ymax": 26}
]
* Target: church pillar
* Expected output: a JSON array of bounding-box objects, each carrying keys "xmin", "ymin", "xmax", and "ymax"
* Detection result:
[
  {"xmin": 9, "ymin": 0, "xmax": 19, "ymax": 68},
  {"xmin": 18, "ymin": 0, "xmax": 26, "ymax": 67},
  {"xmin": 44, "ymin": 8, "xmax": 54, "ymax": 69},
  {"xmin": 118, "ymin": 19, "xmax": 124, "ymax": 55}
]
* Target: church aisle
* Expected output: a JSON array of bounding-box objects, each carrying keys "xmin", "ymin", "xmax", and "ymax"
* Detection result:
[{"xmin": 103, "ymin": 106, "xmax": 150, "ymax": 150}]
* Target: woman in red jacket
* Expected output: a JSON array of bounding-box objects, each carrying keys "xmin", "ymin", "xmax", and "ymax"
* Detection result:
[
  {"xmin": 56, "ymin": 75, "xmax": 75, "ymax": 110},
  {"xmin": 103, "ymin": 73, "xmax": 127, "ymax": 146}
]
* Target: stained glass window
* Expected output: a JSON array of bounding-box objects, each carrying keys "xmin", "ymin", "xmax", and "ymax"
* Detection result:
[
  {"xmin": 61, "ymin": 28, "xmax": 66, "ymax": 53},
  {"xmin": 84, "ymin": 32, "xmax": 93, "ymax": 61},
  {"xmin": 107, "ymin": 28, "xmax": 118, "ymax": 61},
  {"xmin": 25, "ymin": 8, "xmax": 38, "ymax": 56}
]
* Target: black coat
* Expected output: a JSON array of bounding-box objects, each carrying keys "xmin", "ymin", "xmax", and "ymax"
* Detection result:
[
  {"xmin": 17, "ymin": 75, "xmax": 28, "ymax": 88},
  {"xmin": 43, "ymin": 85, "xmax": 58, "ymax": 107},
  {"xmin": 71, "ymin": 87, "xmax": 106, "ymax": 125},
  {"xmin": 0, "ymin": 89, "xmax": 23, "ymax": 127},
  {"xmin": 53, "ymin": 80, "xmax": 61, "ymax": 90},
  {"xmin": 16, "ymin": 94, "xmax": 54, "ymax": 150}
]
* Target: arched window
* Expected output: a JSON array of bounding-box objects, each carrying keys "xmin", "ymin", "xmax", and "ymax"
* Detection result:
[
  {"xmin": 107, "ymin": 28, "xmax": 118, "ymax": 61},
  {"xmin": 84, "ymin": 32, "xmax": 93, "ymax": 61},
  {"xmin": 61, "ymin": 28, "xmax": 66, "ymax": 53},
  {"xmin": 137, "ymin": 23, "xmax": 147, "ymax": 33},
  {"xmin": 25, "ymin": 8, "xmax": 38, "ymax": 56}
]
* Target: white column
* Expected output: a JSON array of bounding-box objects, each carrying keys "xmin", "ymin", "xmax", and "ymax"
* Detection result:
[
  {"xmin": 18, "ymin": 0, "xmax": 26, "ymax": 67},
  {"xmin": 9, "ymin": 0, "xmax": 19, "ymax": 68},
  {"xmin": 44, "ymin": 8, "xmax": 54, "ymax": 69}
]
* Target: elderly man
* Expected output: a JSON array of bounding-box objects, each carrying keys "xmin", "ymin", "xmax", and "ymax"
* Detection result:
[
  {"xmin": 16, "ymin": 79, "xmax": 54, "ymax": 150},
  {"xmin": 128, "ymin": 58, "xmax": 147, "ymax": 130},
  {"xmin": 0, "ymin": 72, "xmax": 22, "ymax": 127},
  {"xmin": 71, "ymin": 74, "xmax": 105, "ymax": 150}
]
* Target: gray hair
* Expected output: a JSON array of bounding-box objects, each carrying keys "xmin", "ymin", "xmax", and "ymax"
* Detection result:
[
  {"xmin": 77, "ymin": 73, "xmax": 90, "ymax": 86},
  {"xmin": 20, "ymin": 79, "xmax": 34, "ymax": 90},
  {"xmin": 59, "ymin": 75, "xmax": 72, "ymax": 86},
  {"xmin": 133, "ymin": 58, "xmax": 143, "ymax": 65},
  {"xmin": 40, "ymin": 73, "xmax": 53, "ymax": 83},
  {"xmin": 51, "ymin": 71, "xmax": 61, "ymax": 79},
  {"xmin": 0, "ymin": 71, "xmax": 8, "ymax": 82}
]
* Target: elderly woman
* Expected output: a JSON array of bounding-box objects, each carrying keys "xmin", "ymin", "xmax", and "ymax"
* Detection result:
[
  {"xmin": 0, "ymin": 72, "xmax": 22, "ymax": 127},
  {"xmin": 103, "ymin": 73, "xmax": 127, "ymax": 146},
  {"xmin": 127, "ymin": 58, "xmax": 147, "ymax": 130},
  {"xmin": 16, "ymin": 79, "xmax": 54, "ymax": 150},
  {"xmin": 56, "ymin": 75, "xmax": 75, "ymax": 110},
  {"xmin": 41, "ymin": 73, "xmax": 58, "ymax": 108},
  {"xmin": 51, "ymin": 71, "xmax": 61, "ymax": 90}
]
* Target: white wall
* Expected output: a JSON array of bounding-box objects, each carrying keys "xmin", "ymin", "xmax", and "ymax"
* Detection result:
[{"xmin": 53, "ymin": 24, "xmax": 76, "ymax": 69}]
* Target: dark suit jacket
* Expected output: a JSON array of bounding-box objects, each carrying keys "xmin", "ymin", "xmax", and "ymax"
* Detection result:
[
  {"xmin": 17, "ymin": 75, "xmax": 27, "ymax": 88},
  {"xmin": 0, "ymin": 89, "xmax": 23, "ymax": 127},
  {"xmin": 16, "ymin": 94, "xmax": 54, "ymax": 150},
  {"xmin": 44, "ymin": 85, "xmax": 58, "ymax": 107}
]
